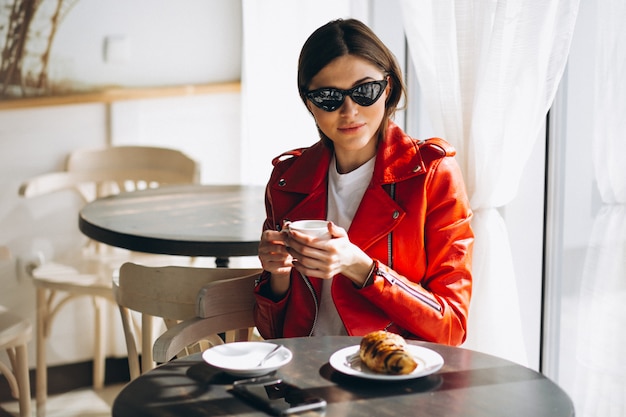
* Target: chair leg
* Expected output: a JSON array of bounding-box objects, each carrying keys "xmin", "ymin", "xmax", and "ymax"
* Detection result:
[
  {"xmin": 118, "ymin": 305, "xmax": 140, "ymax": 381},
  {"xmin": 15, "ymin": 343, "xmax": 32, "ymax": 417},
  {"xmin": 36, "ymin": 287, "xmax": 47, "ymax": 417},
  {"xmin": 92, "ymin": 296, "xmax": 106, "ymax": 390},
  {"xmin": 141, "ymin": 314, "xmax": 155, "ymax": 374}
]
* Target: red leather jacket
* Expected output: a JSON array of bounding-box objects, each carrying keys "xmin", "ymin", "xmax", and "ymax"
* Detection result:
[{"xmin": 254, "ymin": 122, "xmax": 473, "ymax": 345}]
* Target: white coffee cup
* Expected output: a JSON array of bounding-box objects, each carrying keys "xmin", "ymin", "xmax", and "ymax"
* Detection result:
[{"xmin": 286, "ymin": 220, "xmax": 331, "ymax": 240}]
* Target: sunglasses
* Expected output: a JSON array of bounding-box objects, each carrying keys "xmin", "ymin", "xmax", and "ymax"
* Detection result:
[{"xmin": 306, "ymin": 79, "xmax": 388, "ymax": 112}]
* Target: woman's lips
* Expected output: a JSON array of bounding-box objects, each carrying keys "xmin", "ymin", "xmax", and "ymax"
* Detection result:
[{"xmin": 338, "ymin": 123, "xmax": 365, "ymax": 134}]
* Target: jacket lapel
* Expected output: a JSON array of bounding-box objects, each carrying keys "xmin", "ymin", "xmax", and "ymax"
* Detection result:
[
  {"xmin": 348, "ymin": 123, "xmax": 424, "ymax": 251},
  {"xmin": 271, "ymin": 142, "xmax": 331, "ymax": 224},
  {"xmin": 348, "ymin": 186, "xmax": 403, "ymax": 251}
]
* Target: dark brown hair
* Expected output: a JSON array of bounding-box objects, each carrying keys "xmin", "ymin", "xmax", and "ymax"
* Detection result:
[{"xmin": 297, "ymin": 18, "xmax": 406, "ymax": 145}]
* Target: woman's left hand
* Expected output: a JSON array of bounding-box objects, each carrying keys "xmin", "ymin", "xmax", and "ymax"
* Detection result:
[{"xmin": 286, "ymin": 222, "xmax": 373, "ymax": 286}]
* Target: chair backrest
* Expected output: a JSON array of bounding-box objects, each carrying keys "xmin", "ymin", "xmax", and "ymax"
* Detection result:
[
  {"xmin": 115, "ymin": 263, "xmax": 261, "ymax": 321},
  {"xmin": 0, "ymin": 245, "xmax": 32, "ymax": 417},
  {"xmin": 0, "ymin": 305, "xmax": 31, "ymax": 351},
  {"xmin": 0, "ymin": 246, "xmax": 29, "ymax": 343},
  {"xmin": 66, "ymin": 145, "xmax": 199, "ymax": 186},
  {"xmin": 18, "ymin": 145, "xmax": 201, "ymax": 269},
  {"xmin": 115, "ymin": 262, "xmax": 262, "ymax": 379},
  {"xmin": 19, "ymin": 145, "xmax": 199, "ymax": 201},
  {"xmin": 152, "ymin": 271, "xmax": 261, "ymax": 364}
]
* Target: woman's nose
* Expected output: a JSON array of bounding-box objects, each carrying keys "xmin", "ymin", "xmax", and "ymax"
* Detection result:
[{"xmin": 339, "ymin": 96, "xmax": 359, "ymax": 115}]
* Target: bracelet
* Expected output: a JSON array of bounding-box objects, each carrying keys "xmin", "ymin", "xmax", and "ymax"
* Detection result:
[{"xmin": 361, "ymin": 261, "xmax": 377, "ymax": 289}]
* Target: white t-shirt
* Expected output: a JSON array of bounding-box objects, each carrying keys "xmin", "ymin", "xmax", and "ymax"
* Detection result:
[{"xmin": 311, "ymin": 155, "xmax": 375, "ymax": 336}]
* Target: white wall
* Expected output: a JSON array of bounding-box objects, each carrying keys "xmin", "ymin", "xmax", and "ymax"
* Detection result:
[
  {"xmin": 0, "ymin": 0, "xmax": 243, "ymax": 367},
  {"xmin": 109, "ymin": 93, "xmax": 242, "ymax": 184},
  {"xmin": 47, "ymin": 0, "xmax": 241, "ymax": 89}
]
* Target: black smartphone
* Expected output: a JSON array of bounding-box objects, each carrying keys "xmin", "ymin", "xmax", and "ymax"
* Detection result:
[{"xmin": 232, "ymin": 378, "xmax": 327, "ymax": 416}]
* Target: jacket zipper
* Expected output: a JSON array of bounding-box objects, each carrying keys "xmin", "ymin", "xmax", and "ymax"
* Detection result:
[
  {"xmin": 300, "ymin": 272, "xmax": 319, "ymax": 336},
  {"xmin": 383, "ymin": 182, "xmax": 440, "ymax": 313},
  {"xmin": 377, "ymin": 269, "xmax": 442, "ymax": 312}
]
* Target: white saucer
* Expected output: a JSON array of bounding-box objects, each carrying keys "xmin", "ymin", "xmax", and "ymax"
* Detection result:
[{"xmin": 202, "ymin": 341, "xmax": 292, "ymax": 377}]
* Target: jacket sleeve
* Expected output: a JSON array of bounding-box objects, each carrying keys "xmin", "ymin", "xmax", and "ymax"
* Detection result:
[
  {"xmin": 252, "ymin": 180, "xmax": 289, "ymax": 339},
  {"xmin": 253, "ymin": 270, "xmax": 290, "ymax": 339},
  {"xmin": 252, "ymin": 157, "xmax": 297, "ymax": 339},
  {"xmin": 360, "ymin": 155, "xmax": 473, "ymax": 346}
]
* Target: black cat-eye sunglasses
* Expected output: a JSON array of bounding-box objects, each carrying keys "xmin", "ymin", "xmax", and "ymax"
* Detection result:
[{"xmin": 305, "ymin": 79, "xmax": 388, "ymax": 112}]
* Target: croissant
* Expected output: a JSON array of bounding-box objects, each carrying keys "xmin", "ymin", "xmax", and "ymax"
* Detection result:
[{"xmin": 359, "ymin": 330, "xmax": 418, "ymax": 375}]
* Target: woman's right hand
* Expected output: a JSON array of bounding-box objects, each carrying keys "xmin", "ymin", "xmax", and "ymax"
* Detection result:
[
  {"xmin": 258, "ymin": 230, "xmax": 293, "ymax": 297},
  {"xmin": 258, "ymin": 230, "xmax": 293, "ymax": 274}
]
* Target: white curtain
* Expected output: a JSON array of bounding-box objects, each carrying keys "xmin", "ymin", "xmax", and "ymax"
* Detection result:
[
  {"xmin": 574, "ymin": 0, "xmax": 626, "ymax": 415},
  {"xmin": 240, "ymin": 0, "xmax": 358, "ymax": 185},
  {"xmin": 400, "ymin": 0, "xmax": 579, "ymax": 365}
]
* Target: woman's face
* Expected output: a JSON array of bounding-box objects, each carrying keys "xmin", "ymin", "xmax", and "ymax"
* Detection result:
[{"xmin": 306, "ymin": 55, "xmax": 389, "ymax": 167}]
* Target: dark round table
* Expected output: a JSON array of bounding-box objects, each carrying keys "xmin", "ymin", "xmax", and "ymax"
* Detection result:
[
  {"xmin": 112, "ymin": 336, "xmax": 575, "ymax": 417},
  {"xmin": 79, "ymin": 184, "xmax": 266, "ymax": 266}
]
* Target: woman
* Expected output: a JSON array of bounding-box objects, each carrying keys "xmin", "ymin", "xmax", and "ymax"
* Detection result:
[{"xmin": 254, "ymin": 18, "xmax": 473, "ymax": 345}]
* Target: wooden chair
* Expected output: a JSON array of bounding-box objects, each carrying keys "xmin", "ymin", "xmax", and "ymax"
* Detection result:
[
  {"xmin": 153, "ymin": 269, "xmax": 262, "ymax": 365},
  {"xmin": 18, "ymin": 145, "xmax": 199, "ymax": 416},
  {"xmin": 0, "ymin": 246, "xmax": 32, "ymax": 417},
  {"xmin": 114, "ymin": 262, "xmax": 262, "ymax": 380}
]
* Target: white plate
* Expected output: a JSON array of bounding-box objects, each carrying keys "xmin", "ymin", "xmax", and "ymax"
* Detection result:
[
  {"xmin": 202, "ymin": 342, "xmax": 292, "ymax": 377},
  {"xmin": 329, "ymin": 344, "xmax": 444, "ymax": 381}
]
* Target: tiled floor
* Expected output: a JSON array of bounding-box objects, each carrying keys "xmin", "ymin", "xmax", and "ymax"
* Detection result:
[{"xmin": 0, "ymin": 383, "xmax": 124, "ymax": 417}]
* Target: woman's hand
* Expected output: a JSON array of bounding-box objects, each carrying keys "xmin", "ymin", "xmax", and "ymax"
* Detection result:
[
  {"xmin": 286, "ymin": 222, "xmax": 373, "ymax": 286},
  {"xmin": 258, "ymin": 229, "xmax": 293, "ymax": 275},
  {"xmin": 258, "ymin": 229, "xmax": 293, "ymax": 297}
]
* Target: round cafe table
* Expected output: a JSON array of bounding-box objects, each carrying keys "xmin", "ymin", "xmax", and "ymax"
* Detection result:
[
  {"xmin": 79, "ymin": 184, "xmax": 266, "ymax": 267},
  {"xmin": 111, "ymin": 336, "xmax": 575, "ymax": 417}
]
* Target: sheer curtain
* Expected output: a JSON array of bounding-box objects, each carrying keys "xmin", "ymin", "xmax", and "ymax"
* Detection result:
[
  {"xmin": 400, "ymin": 0, "xmax": 579, "ymax": 365},
  {"xmin": 574, "ymin": 0, "xmax": 626, "ymax": 414}
]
